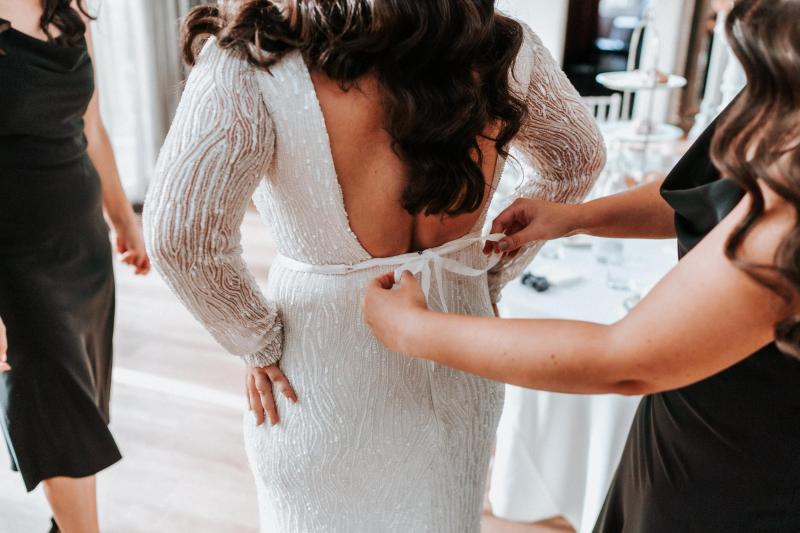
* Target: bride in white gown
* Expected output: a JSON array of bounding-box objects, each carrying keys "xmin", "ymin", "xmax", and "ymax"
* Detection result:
[{"xmin": 144, "ymin": 1, "xmax": 604, "ymax": 531}]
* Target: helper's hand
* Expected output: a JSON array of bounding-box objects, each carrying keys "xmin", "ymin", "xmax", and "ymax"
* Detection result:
[
  {"xmin": 364, "ymin": 271, "xmax": 428, "ymax": 354},
  {"xmin": 484, "ymin": 198, "xmax": 581, "ymax": 259}
]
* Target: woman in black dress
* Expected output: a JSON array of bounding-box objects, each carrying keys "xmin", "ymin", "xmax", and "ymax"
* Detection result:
[
  {"xmin": 365, "ymin": 0, "xmax": 800, "ymax": 530},
  {"xmin": 0, "ymin": 1, "xmax": 149, "ymax": 532}
]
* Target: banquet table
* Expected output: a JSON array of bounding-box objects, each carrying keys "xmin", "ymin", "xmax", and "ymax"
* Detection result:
[{"xmin": 489, "ymin": 236, "xmax": 678, "ymax": 533}]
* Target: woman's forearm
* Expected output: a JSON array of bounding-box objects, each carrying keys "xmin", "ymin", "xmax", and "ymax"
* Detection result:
[
  {"xmin": 573, "ymin": 179, "xmax": 676, "ymax": 239},
  {"xmin": 399, "ymin": 310, "xmax": 640, "ymax": 395},
  {"xmin": 490, "ymin": 179, "xmax": 677, "ymax": 256},
  {"xmin": 80, "ymin": 22, "xmax": 136, "ymax": 226},
  {"xmin": 394, "ymin": 195, "xmax": 777, "ymax": 395},
  {"xmin": 366, "ymin": 190, "xmax": 781, "ymax": 399},
  {"xmin": 86, "ymin": 125, "xmax": 135, "ymax": 225}
]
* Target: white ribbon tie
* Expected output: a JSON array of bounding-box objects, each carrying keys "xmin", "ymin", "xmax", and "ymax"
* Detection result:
[{"xmin": 275, "ymin": 232, "xmax": 506, "ymax": 313}]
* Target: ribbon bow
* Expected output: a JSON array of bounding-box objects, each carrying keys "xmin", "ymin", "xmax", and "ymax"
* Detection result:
[{"xmin": 393, "ymin": 233, "xmax": 505, "ymax": 313}]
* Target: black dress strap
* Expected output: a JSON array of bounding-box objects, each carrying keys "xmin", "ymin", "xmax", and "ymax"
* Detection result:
[{"xmin": 660, "ymin": 104, "xmax": 744, "ymax": 257}]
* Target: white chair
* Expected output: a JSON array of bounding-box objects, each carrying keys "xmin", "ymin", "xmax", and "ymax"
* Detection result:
[
  {"xmin": 581, "ymin": 94, "xmax": 628, "ymax": 200},
  {"xmin": 582, "ymin": 94, "xmax": 623, "ymax": 124}
]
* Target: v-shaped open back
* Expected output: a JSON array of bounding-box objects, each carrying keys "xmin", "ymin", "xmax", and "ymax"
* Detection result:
[{"xmin": 299, "ymin": 54, "xmax": 507, "ymax": 260}]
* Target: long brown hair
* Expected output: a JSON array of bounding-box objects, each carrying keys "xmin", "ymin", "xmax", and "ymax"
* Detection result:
[
  {"xmin": 40, "ymin": 0, "xmax": 94, "ymax": 45},
  {"xmin": 182, "ymin": 0, "xmax": 526, "ymax": 217},
  {"xmin": 710, "ymin": 0, "xmax": 800, "ymax": 355}
]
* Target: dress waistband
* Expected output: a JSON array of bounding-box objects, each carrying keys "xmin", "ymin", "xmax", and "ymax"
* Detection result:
[{"xmin": 274, "ymin": 232, "xmax": 505, "ymax": 312}]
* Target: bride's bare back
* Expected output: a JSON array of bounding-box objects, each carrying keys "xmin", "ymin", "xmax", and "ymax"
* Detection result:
[{"xmin": 311, "ymin": 71, "xmax": 499, "ymax": 257}]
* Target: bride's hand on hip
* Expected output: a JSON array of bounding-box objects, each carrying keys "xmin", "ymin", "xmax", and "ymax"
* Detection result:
[
  {"xmin": 364, "ymin": 271, "xmax": 428, "ymax": 354},
  {"xmin": 247, "ymin": 364, "xmax": 298, "ymax": 426},
  {"xmin": 484, "ymin": 198, "xmax": 579, "ymax": 259}
]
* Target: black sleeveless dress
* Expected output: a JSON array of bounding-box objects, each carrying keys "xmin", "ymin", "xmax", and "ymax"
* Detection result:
[
  {"xmin": 0, "ymin": 21, "xmax": 121, "ymax": 491},
  {"xmin": 593, "ymin": 120, "xmax": 800, "ymax": 531}
]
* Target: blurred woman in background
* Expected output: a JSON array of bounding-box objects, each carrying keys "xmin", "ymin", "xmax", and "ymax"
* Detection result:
[
  {"xmin": 365, "ymin": 0, "xmax": 800, "ymax": 530},
  {"xmin": 0, "ymin": 1, "xmax": 149, "ymax": 532}
]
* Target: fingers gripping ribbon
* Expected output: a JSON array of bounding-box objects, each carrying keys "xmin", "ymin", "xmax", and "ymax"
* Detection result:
[
  {"xmin": 391, "ymin": 234, "xmax": 505, "ymax": 312},
  {"xmin": 274, "ymin": 232, "xmax": 506, "ymax": 313}
]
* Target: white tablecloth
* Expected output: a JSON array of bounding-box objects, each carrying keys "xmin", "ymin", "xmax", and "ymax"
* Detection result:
[{"xmin": 489, "ymin": 237, "xmax": 677, "ymax": 532}]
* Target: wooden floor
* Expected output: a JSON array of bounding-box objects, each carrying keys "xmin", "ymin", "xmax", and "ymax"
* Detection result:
[{"xmin": 0, "ymin": 211, "xmax": 573, "ymax": 533}]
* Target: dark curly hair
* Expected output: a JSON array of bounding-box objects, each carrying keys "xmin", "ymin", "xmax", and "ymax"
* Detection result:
[
  {"xmin": 182, "ymin": 0, "xmax": 526, "ymax": 217},
  {"xmin": 41, "ymin": 0, "xmax": 94, "ymax": 46},
  {"xmin": 710, "ymin": 0, "xmax": 800, "ymax": 356}
]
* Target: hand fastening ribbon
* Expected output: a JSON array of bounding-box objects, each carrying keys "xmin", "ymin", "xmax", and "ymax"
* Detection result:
[
  {"xmin": 274, "ymin": 232, "xmax": 506, "ymax": 312},
  {"xmin": 391, "ymin": 233, "xmax": 505, "ymax": 313}
]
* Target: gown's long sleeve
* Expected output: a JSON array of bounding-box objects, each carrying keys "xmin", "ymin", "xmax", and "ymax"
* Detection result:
[
  {"xmin": 487, "ymin": 24, "xmax": 606, "ymax": 303},
  {"xmin": 144, "ymin": 41, "xmax": 282, "ymax": 367}
]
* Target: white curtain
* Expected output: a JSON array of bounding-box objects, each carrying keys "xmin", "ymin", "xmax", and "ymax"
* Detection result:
[
  {"xmin": 497, "ymin": 0, "xmax": 569, "ymax": 65},
  {"xmin": 689, "ymin": 8, "xmax": 745, "ymax": 139},
  {"xmin": 89, "ymin": 0, "xmax": 201, "ymax": 203}
]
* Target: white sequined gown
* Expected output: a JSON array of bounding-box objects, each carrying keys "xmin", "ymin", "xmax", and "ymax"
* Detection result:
[{"xmin": 144, "ymin": 21, "xmax": 604, "ymax": 533}]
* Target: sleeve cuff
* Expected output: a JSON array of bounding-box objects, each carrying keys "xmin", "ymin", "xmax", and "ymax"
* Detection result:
[{"xmin": 241, "ymin": 318, "xmax": 284, "ymax": 368}]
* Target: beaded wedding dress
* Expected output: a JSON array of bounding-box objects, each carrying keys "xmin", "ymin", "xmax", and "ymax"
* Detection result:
[{"xmin": 144, "ymin": 20, "xmax": 604, "ymax": 533}]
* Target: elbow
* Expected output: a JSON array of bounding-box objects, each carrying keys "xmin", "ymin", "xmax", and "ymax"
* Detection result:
[
  {"xmin": 585, "ymin": 134, "xmax": 607, "ymax": 186},
  {"xmin": 146, "ymin": 234, "xmax": 181, "ymax": 275},
  {"xmin": 592, "ymin": 141, "xmax": 607, "ymax": 180},
  {"xmin": 602, "ymin": 324, "xmax": 662, "ymax": 396},
  {"xmin": 579, "ymin": 120, "xmax": 608, "ymax": 185},
  {"xmin": 148, "ymin": 236, "xmax": 196, "ymax": 278},
  {"xmin": 562, "ymin": 131, "xmax": 607, "ymax": 198},
  {"xmin": 143, "ymin": 214, "xmax": 188, "ymax": 276},
  {"xmin": 608, "ymin": 379, "xmax": 654, "ymax": 396},
  {"xmin": 144, "ymin": 214, "xmax": 225, "ymax": 282},
  {"xmin": 83, "ymin": 122, "xmax": 108, "ymax": 153}
]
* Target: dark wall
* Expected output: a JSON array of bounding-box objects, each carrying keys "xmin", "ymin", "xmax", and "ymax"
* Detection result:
[{"xmin": 564, "ymin": 0, "xmax": 600, "ymax": 66}]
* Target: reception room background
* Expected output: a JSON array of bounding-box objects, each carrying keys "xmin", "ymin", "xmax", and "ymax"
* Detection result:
[{"xmin": 1, "ymin": 1, "xmax": 744, "ymax": 532}]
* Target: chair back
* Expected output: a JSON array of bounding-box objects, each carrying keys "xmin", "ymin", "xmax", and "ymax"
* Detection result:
[{"xmin": 581, "ymin": 94, "xmax": 623, "ymax": 124}]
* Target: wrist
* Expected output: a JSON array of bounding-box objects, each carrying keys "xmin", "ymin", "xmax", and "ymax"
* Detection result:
[
  {"xmin": 565, "ymin": 201, "xmax": 591, "ymax": 237},
  {"xmin": 395, "ymin": 307, "xmax": 433, "ymax": 358},
  {"xmin": 107, "ymin": 204, "xmax": 136, "ymax": 229}
]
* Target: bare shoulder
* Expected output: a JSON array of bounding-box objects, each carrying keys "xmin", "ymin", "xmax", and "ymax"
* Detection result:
[
  {"xmin": 73, "ymin": 0, "xmax": 94, "ymax": 23},
  {"xmin": 735, "ymin": 179, "xmax": 797, "ymax": 268},
  {"xmin": 0, "ymin": 1, "xmax": 43, "ymax": 37},
  {"xmin": 686, "ymin": 176, "xmax": 799, "ymax": 327}
]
